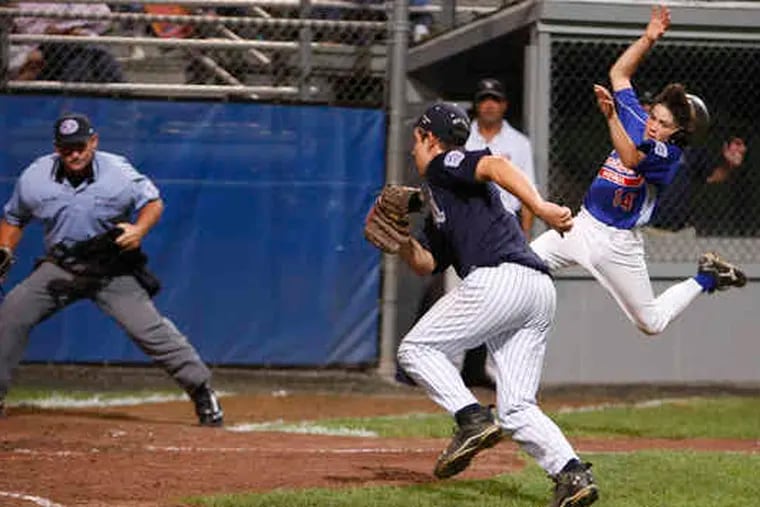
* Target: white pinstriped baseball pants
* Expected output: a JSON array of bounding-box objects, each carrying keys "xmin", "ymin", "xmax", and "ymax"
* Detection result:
[
  {"xmin": 397, "ymin": 263, "xmax": 578, "ymax": 475},
  {"xmin": 530, "ymin": 208, "xmax": 702, "ymax": 336}
]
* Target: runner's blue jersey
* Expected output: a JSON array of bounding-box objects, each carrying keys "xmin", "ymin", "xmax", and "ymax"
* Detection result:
[{"xmin": 583, "ymin": 88, "xmax": 682, "ymax": 229}]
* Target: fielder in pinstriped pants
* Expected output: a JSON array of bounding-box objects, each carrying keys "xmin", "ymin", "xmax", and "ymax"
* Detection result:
[
  {"xmin": 401, "ymin": 263, "xmax": 576, "ymax": 474},
  {"xmin": 391, "ymin": 103, "xmax": 598, "ymax": 507}
]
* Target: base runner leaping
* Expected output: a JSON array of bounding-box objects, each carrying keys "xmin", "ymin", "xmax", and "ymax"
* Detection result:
[{"xmin": 531, "ymin": 5, "xmax": 746, "ymax": 338}]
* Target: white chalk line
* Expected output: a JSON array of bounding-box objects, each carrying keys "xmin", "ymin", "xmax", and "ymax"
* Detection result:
[
  {"xmin": 6, "ymin": 445, "xmax": 441, "ymax": 457},
  {"xmin": 6, "ymin": 393, "xmax": 690, "ymax": 414},
  {"xmin": 554, "ymin": 397, "xmax": 698, "ymax": 414},
  {"xmin": 0, "ymin": 490, "xmax": 64, "ymax": 507},
  {"xmin": 226, "ymin": 398, "xmax": 696, "ymax": 437},
  {"xmin": 7, "ymin": 391, "xmax": 236, "ymax": 409},
  {"xmin": 227, "ymin": 420, "xmax": 378, "ymax": 437},
  {"xmin": 144, "ymin": 445, "xmax": 440, "ymax": 454},
  {"xmin": 9, "ymin": 442, "xmax": 755, "ymax": 459}
]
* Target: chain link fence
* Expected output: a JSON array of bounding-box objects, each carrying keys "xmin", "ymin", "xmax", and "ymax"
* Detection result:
[
  {"xmin": 549, "ymin": 36, "xmax": 760, "ymax": 264},
  {"xmin": 1, "ymin": 0, "xmax": 397, "ymax": 106},
  {"xmin": 0, "ymin": 1, "xmax": 507, "ymax": 106}
]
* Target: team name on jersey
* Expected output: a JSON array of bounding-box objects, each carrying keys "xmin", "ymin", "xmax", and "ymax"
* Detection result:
[
  {"xmin": 598, "ymin": 155, "xmax": 644, "ymax": 188},
  {"xmin": 603, "ymin": 154, "xmax": 638, "ymax": 174}
]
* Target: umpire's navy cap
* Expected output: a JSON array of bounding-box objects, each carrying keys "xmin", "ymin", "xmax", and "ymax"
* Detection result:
[
  {"xmin": 54, "ymin": 113, "xmax": 95, "ymax": 146},
  {"xmin": 415, "ymin": 102, "xmax": 471, "ymax": 147},
  {"xmin": 474, "ymin": 78, "xmax": 506, "ymax": 102}
]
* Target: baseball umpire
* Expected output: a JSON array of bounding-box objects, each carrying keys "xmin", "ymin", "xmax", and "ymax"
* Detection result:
[
  {"xmin": 365, "ymin": 103, "xmax": 598, "ymax": 507},
  {"xmin": 0, "ymin": 113, "xmax": 223, "ymax": 427}
]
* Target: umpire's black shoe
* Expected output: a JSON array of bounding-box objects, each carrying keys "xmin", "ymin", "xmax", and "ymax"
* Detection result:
[
  {"xmin": 191, "ymin": 384, "xmax": 224, "ymax": 427},
  {"xmin": 0, "ymin": 400, "xmax": 6, "ymax": 419},
  {"xmin": 698, "ymin": 252, "xmax": 747, "ymax": 292},
  {"xmin": 549, "ymin": 461, "xmax": 599, "ymax": 507},
  {"xmin": 433, "ymin": 405, "xmax": 503, "ymax": 479}
]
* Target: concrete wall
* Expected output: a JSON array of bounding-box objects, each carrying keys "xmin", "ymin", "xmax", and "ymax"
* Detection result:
[{"xmin": 543, "ymin": 278, "xmax": 760, "ymax": 384}]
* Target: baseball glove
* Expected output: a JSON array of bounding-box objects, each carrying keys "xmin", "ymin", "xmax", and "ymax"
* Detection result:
[
  {"xmin": 364, "ymin": 185, "xmax": 424, "ymax": 254},
  {"xmin": 0, "ymin": 246, "xmax": 14, "ymax": 280}
]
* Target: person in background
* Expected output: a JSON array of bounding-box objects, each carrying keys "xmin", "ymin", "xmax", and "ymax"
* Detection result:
[
  {"xmin": 461, "ymin": 77, "xmax": 538, "ymax": 387},
  {"xmin": 410, "ymin": 0, "xmax": 433, "ymax": 42},
  {"xmin": 465, "ymin": 78, "xmax": 536, "ymax": 238},
  {"xmin": 687, "ymin": 135, "xmax": 749, "ymax": 237},
  {"xmin": 10, "ymin": 2, "xmax": 124, "ymax": 82}
]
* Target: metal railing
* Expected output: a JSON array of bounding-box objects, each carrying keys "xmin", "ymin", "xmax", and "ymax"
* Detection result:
[
  {"xmin": 0, "ymin": 1, "xmax": 505, "ymax": 102},
  {"xmin": 0, "ymin": 1, "xmax": 393, "ymax": 104}
]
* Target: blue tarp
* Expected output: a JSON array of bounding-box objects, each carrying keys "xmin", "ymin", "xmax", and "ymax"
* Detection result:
[{"xmin": 0, "ymin": 95, "xmax": 385, "ymax": 365}]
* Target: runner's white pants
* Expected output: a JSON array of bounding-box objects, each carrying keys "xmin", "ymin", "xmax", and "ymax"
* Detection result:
[
  {"xmin": 530, "ymin": 208, "xmax": 702, "ymax": 336},
  {"xmin": 397, "ymin": 263, "xmax": 578, "ymax": 475}
]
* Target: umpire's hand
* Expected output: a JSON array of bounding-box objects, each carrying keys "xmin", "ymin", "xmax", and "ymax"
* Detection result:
[{"xmin": 115, "ymin": 222, "xmax": 146, "ymax": 250}]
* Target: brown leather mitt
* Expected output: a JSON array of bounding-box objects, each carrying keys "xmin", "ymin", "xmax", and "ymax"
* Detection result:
[{"xmin": 364, "ymin": 185, "xmax": 423, "ymax": 254}]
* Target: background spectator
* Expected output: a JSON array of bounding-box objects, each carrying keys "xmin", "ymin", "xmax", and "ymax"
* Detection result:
[
  {"xmin": 144, "ymin": 4, "xmax": 194, "ymax": 39},
  {"xmin": 11, "ymin": 2, "xmax": 124, "ymax": 82},
  {"xmin": 649, "ymin": 135, "xmax": 748, "ymax": 234},
  {"xmin": 410, "ymin": 0, "xmax": 433, "ymax": 43},
  {"xmin": 462, "ymin": 78, "xmax": 538, "ymax": 387},
  {"xmin": 690, "ymin": 135, "xmax": 749, "ymax": 237},
  {"xmin": 465, "ymin": 78, "xmax": 537, "ymax": 238}
]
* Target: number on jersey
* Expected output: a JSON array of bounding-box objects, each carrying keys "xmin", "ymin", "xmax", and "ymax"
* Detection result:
[{"xmin": 612, "ymin": 188, "xmax": 636, "ymax": 212}]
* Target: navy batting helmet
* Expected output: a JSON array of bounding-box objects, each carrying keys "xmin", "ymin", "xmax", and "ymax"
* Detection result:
[{"xmin": 415, "ymin": 102, "xmax": 471, "ymax": 147}]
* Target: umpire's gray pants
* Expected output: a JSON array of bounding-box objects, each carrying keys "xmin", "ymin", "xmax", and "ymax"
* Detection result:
[{"xmin": 0, "ymin": 262, "xmax": 211, "ymax": 399}]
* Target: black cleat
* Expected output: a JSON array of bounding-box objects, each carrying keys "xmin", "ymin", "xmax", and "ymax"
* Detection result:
[
  {"xmin": 549, "ymin": 461, "xmax": 599, "ymax": 507},
  {"xmin": 698, "ymin": 252, "xmax": 747, "ymax": 291},
  {"xmin": 433, "ymin": 406, "xmax": 503, "ymax": 479},
  {"xmin": 191, "ymin": 384, "xmax": 224, "ymax": 427}
]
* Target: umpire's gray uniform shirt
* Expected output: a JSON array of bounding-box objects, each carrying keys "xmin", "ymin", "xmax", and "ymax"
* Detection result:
[{"xmin": 0, "ymin": 151, "xmax": 210, "ymax": 399}]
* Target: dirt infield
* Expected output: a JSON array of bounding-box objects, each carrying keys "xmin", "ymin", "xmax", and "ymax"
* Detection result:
[{"xmin": 1, "ymin": 388, "xmax": 758, "ymax": 507}]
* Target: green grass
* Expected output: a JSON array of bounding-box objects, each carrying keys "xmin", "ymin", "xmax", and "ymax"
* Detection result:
[
  {"xmin": 185, "ymin": 451, "xmax": 760, "ymax": 506},
  {"xmin": 310, "ymin": 397, "xmax": 760, "ymax": 440},
  {"xmin": 553, "ymin": 397, "xmax": 760, "ymax": 439}
]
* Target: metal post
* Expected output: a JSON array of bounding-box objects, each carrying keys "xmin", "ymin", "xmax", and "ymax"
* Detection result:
[
  {"xmin": 0, "ymin": 9, "xmax": 8, "ymax": 88},
  {"xmin": 526, "ymin": 24, "xmax": 552, "ymax": 232},
  {"xmin": 298, "ymin": 0, "xmax": 312, "ymax": 100},
  {"xmin": 377, "ymin": 0, "xmax": 408, "ymax": 380},
  {"xmin": 441, "ymin": 0, "xmax": 456, "ymax": 31}
]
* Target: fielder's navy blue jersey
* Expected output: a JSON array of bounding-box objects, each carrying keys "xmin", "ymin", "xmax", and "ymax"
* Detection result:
[
  {"xmin": 417, "ymin": 149, "xmax": 549, "ymax": 278},
  {"xmin": 583, "ymin": 88, "xmax": 682, "ymax": 229}
]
